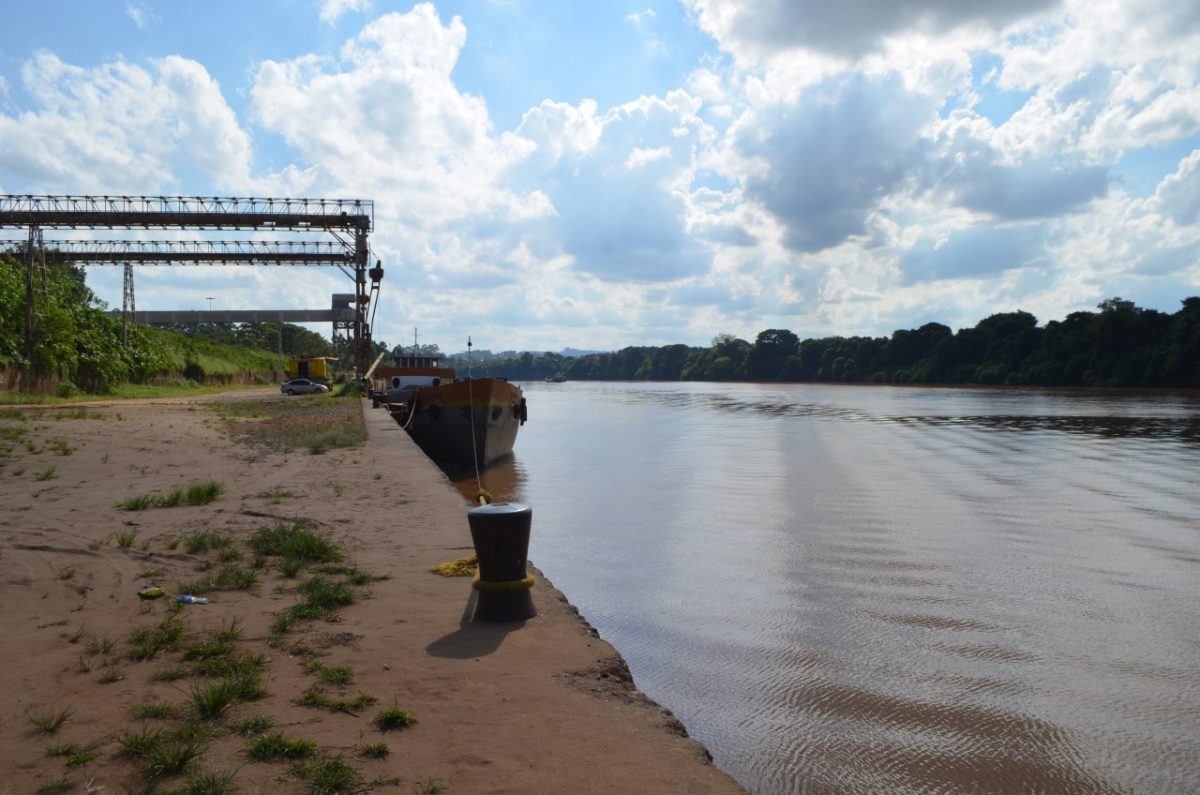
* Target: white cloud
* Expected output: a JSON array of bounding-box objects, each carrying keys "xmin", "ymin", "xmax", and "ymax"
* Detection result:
[
  {"xmin": 2, "ymin": 0, "xmax": 1198, "ymax": 349},
  {"xmin": 252, "ymin": 5, "xmax": 540, "ymax": 227},
  {"xmin": 0, "ymin": 52, "xmax": 258, "ymax": 194},
  {"xmin": 125, "ymin": 1, "xmax": 158, "ymax": 30},
  {"xmin": 683, "ymin": 0, "xmax": 1059, "ymax": 62},
  {"xmin": 725, "ymin": 74, "xmax": 937, "ymax": 253},
  {"xmin": 1151, "ymin": 149, "xmax": 1200, "ymax": 228},
  {"xmin": 513, "ymin": 91, "xmax": 713, "ymax": 282},
  {"xmin": 319, "ymin": 0, "xmax": 372, "ymax": 26},
  {"xmin": 627, "ymin": 8, "xmax": 656, "ymax": 26}
]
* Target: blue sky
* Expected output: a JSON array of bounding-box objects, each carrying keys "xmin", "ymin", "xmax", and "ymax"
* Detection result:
[{"xmin": 1, "ymin": 0, "xmax": 1198, "ymax": 352}]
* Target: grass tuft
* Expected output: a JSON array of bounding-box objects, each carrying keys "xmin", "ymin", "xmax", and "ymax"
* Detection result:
[
  {"xmin": 117, "ymin": 493, "xmax": 156, "ymax": 511},
  {"xmin": 306, "ymin": 661, "xmax": 353, "ymax": 686},
  {"xmin": 291, "ymin": 755, "xmax": 363, "ymax": 794},
  {"xmin": 129, "ymin": 616, "xmax": 185, "ymax": 661},
  {"xmin": 298, "ymin": 686, "xmax": 376, "ymax": 714},
  {"xmin": 249, "ymin": 522, "xmax": 341, "ymax": 563},
  {"xmin": 372, "ymin": 701, "xmax": 417, "ymax": 732},
  {"xmin": 247, "ymin": 731, "xmax": 319, "ymax": 762},
  {"xmin": 232, "ymin": 714, "xmax": 274, "ymax": 736},
  {"xmin": 355, "ymin": 742, "xmax": 389, "ymax": 759},
  {"xmin": 185, "ymin": 480, "xmax": 225, "ymax": 505},
  {"xmin": 173, "ymin": 768, "xmax": 238, "ymax": 795},
  {"xmin": 116, "ymin": 481, "xmax": 225, "ymax": 511},
  {"xmin": 181, "ymin": 529, "xmax": 233, "ymax": 555},
  {"xmin": 26, "ymin": 707, "xmax": 71, "ymax": 734},
  {"xmin": 132, "ymin": 700, "xmax": 177, "ymax": 720}
]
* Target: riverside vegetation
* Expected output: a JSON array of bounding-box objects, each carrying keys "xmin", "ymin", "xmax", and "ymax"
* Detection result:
[
  {"xmin": 0, "ymin": 253, "xmax": 338, "ymax": 396},
  {"xmin": 461, "ymin": 297, "xmax": 1200, "ymax": 388},
  {"xmin": 7, "ymin": 253, "xmax": 1196, "ymax": 394}
]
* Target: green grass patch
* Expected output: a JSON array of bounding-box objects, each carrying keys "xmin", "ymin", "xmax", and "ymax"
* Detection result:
[
  {"xmin": 129, "ymin": 616, "xmax": 185, "ymax": 661},
  {"xmin": 115, "ymin": 529, "xmax": 139, "ymax": 548},
  {"xmin": 26, "ymin": 708, "xmax": 71, "ymax": 734},
  {"xmin": 256, "ymin": 488, "xmax": 296, "ymax": 504},
  {"xmin": 181, "ymin": 529, "xmax": 233, "ymax": 555},
  {"xmin": 249, "ymin": 522, "xmax": 341, "ymax": 563},
  {"xmin": 131, "ymin": 700, "xmax": 177, "ymax": 720},
  {"xmin": 246, "ymin": 731, "xmax": 318, "ymax": 762},
  {"xmin": 296, "ymin": 575, "xmax": 357, "ymax": 613},
  {"xmin": 150, "ymin": 666, "xmax": 190, "ymax": 682},
  {"xmin": 232, "ymin": 714, "xmax": 275, "ymax": 736},
  {"xmin": 98, "ymin": 667, "xmax": 125, "ymax": 684},
  {"xmin": 118, "ymin": 726, "xmax": 168, "ymax": 757},
  {"xmin": 85, "ymin": 636, "xmax": 114, "ymax": 655},
  {"xmin": 173, "ymin": 768, "xmax": 238, "ymax": 794},
  {"xmin": 186, "ymin": 480, "xmax": 225, "ymax": 505},
  {"xmin": 191, "ymin": 650, "xmax": 266, "ymax": 679},
  {"xmin": 291, "ymin": 755, "xmax": 362, "ymax": 794},
  {"xmin": 33, "ymin": 465, "xmax": 58, "ymax": 481},
  {"xmin": 298, "ymin": 686, "xmax": 376, "ymax": 714},
  {"xmin": 372, "ymin": 701, "xmax": 416, "ymax": 732},
  {"xmin": 144, "ymin": 737, "xmax": 204, "ymax": 780},
  {"xmin": 215, "ymin": 394, "xmax": 366, "ymax": 454},
  {"xmin": 306, "ymin": 661, "xmax": 354, "ymax": 686},
  {"xmin": 188, "ymin": 672, "xmax": 267, "ymax": 721},
  {"xmin": 116, "ymin": 480, "xmax": 225, "ymax": 511},
  {"xmin": 117, "ymin": 494, "xmax": 156, "ymax": 511},
  {"xmin": 355, "ymin": 742, "xmax": 389, "ymax": 759},
  {"xmin": 44, "ymin": 741, "xmax": 82, "ymax": 758},
  {"xmin": 316, "ymin": 564, "xmax": 389, "ymax": 585},
  {"xmin": 178, "ymin": 565, "xmax": 259, "ymax": 594},
  {"xmin": 48, "ymin": 439, "xmax": 74, "ymax": 455}
]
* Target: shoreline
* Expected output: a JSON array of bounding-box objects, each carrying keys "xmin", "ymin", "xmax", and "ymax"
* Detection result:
[{"xmin": 0, "ymin": 390, "xmax": 742, "ymax": 793}]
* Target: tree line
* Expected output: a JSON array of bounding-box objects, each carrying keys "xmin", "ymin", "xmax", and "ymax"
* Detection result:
[{"xmin": 466, "ymin": 298, "xmax": 1200, "ymax": 388}]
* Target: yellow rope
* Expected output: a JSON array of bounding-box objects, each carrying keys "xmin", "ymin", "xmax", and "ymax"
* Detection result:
[
  {"xmin": 472, "ymin": 574, "xmax": 536, "ymax": 593},
  {"xmin": 428, "ymin": 555, "xmax": 478, "ymax": 577}
]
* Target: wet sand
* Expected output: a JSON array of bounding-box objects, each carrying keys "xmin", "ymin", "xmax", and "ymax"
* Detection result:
[{"xmin": 0, "ymin": 391, "xmax": 741, "ymax": 793}]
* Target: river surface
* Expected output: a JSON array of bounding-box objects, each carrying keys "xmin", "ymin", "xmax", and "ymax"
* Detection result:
[{"xmin": 451, "ymin": 381, "xmax": 1200, "ymax": 794}]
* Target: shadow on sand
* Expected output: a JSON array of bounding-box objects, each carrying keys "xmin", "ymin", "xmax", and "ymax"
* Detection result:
[{"xmin": 424, "ymin": 589, "xmax": 527, "ymax": 659}]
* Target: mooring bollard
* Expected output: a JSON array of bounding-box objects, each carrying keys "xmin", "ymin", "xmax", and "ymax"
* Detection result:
[{"xmin": 467, "ymin": 502, "xmax": 536, "ymax": 622}]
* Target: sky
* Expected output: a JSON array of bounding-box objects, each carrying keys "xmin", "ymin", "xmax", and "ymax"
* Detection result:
[{"xmin": 1, "ymin": 0, "xmax": 1198, "ymax": 353}]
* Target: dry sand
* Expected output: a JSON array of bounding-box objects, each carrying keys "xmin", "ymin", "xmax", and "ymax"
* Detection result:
[{"xmin": 0, "ymin": 391, "xmax": 743, "ymax": 793}]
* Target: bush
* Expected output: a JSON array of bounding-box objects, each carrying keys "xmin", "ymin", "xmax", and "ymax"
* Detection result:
[{"xmin": 56, "ymin": 383, "xmax": 83, "ymax": 398}]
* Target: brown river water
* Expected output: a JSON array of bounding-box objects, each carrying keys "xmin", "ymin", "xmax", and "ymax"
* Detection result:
[{"xmin": 451, "ymin": 381, "xmax": 1200, "ymax": 794}]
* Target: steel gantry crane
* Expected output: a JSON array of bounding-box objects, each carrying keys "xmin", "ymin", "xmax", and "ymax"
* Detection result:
[{"xmin": 0, "ymin": 195, "xmax": 384, "ymax": 378}]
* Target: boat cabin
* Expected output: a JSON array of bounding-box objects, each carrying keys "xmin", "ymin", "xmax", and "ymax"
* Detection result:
[{"xmin": 373, "ymin": 353, "xmax": 457, "ymax": 393}]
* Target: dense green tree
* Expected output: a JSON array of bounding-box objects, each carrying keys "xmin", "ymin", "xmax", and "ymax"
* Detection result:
[{"xmin": 747, "ymin": 329, "xmax": 800, "ymax": 380}]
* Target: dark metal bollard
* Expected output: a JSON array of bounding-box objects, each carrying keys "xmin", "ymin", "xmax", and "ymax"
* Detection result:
[{"xmin": 467, "ymin": 502, "xmax": 536, "ymax": 622}]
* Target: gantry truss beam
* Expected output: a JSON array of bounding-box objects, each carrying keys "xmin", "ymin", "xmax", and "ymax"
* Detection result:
[
  {"xmin": 2, "ymin": 194, "xmax": 379, "ymax": 379},
  {"xmin": 0, "ymin": 240, "xmax": 355, "ymax": 266},
  {"xmin": 0, "ymin": 195, "xmax": 372, "ymax": 231},
  {"xmin": 110, "ymin": 309, "xmax": 357, "ymax": 325}
]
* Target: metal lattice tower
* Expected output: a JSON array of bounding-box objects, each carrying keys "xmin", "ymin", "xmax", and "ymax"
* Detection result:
[
  {"xmin": 122, "ymin": 262, "xmax": 135, "ymax": 346},
  {"xmin": 24, "ymin": 226, "xmax": 48, "ymax": 367}
]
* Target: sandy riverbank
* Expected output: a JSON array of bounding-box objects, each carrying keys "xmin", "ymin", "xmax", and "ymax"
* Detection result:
[{"xmin": 0, "ymin": 391, "xmax": 742, "ymax": 793}]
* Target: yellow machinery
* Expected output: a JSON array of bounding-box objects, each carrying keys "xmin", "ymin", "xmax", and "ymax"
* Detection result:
[{"xmin": 286, "ymin": 356, "xmax": 338, "ymax": 383}]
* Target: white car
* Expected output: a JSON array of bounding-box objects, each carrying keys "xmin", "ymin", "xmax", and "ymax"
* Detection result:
[{"xmin": 281, "ymin": 378, "xmax": 330, "ymax": 395}]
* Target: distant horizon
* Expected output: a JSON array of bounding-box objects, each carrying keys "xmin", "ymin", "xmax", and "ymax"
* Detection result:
[{"xmin": 2, "ymin": 1, "xmax": 1198, "ymax": 350}]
